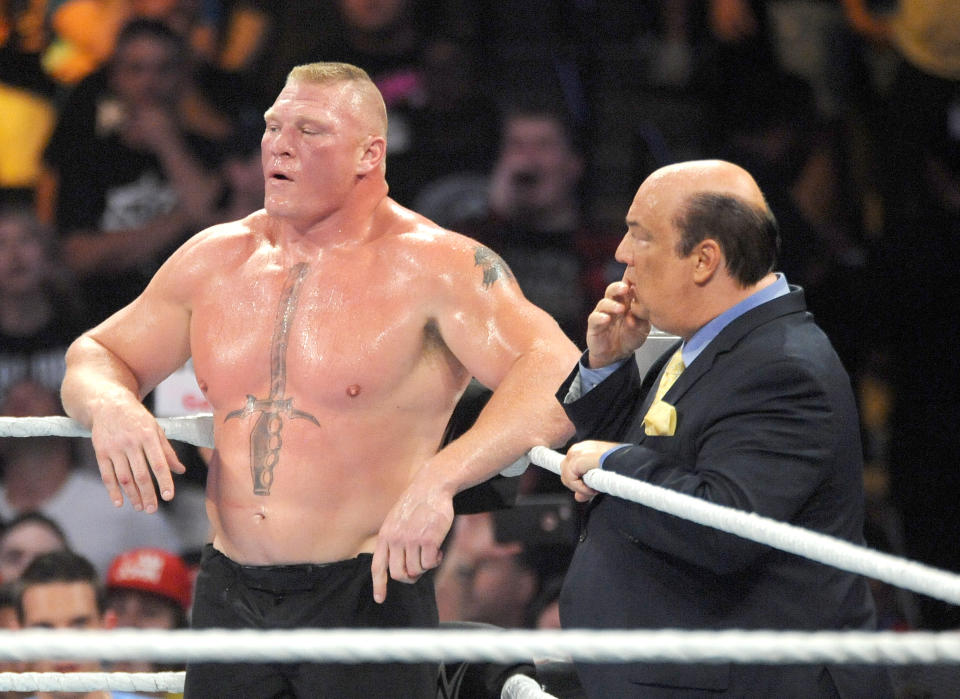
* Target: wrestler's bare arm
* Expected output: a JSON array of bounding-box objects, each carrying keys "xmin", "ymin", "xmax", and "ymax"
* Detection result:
[
  {"xmin": 371, "ymin": 234, "xmax": 579, "ymax": 602},
  {"xmin": 62, "ymin": 226, "xmax": 223, "ymax": 512}
]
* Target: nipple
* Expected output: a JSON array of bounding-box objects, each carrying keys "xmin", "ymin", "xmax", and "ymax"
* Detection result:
[
  {"xmin": 198, "ymin": 379, "xmax": 209, "ymax": 394},
  {"xmin": 346, "ymin": 384, "xmax": 362, "ymax": 397}
]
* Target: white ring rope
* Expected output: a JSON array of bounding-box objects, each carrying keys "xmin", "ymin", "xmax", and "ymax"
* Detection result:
[
  {"xmin": 3, "ymin": 414, "xmax": 958, "ymax": 607},
  {"xmin": 1, "ymin": 628, "xmax": 960, "ymax": 666},
  {"xmin": 0, "ymin": 671, "xmax": 185, "ymax": 693},
  {"xmin": 0, "ymin": 670, "xmax": 551, "ymax": 698},
  {"xmin": 0, "ymin": 414, "xmax": 214, "ymax": 448}
]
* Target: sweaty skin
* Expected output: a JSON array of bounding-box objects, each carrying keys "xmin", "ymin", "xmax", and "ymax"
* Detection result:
[
  {"xmin": 189, "ymin": 205, "xmax": 562, "ymax": 565},
  {"xmin": 62, "ymin": 74, "xmax": 578, "ymax": 602}
]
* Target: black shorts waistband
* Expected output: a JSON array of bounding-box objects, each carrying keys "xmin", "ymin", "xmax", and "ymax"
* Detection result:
[{"xmin": 202, "ymin": 543, "xmax": 373, "ymax": 593}]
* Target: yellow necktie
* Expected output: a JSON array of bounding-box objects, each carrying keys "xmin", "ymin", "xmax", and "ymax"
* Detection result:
[
  {"xmin": 652, "ymin": 349, "xmax": 685, "ymax": 404},
  {"xmin": 643, "ymin": 349, "xmax": 684, "ymax": 436}
]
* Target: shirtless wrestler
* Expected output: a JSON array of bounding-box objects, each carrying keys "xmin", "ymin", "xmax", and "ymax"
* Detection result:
[{"xmin": 61, "ymin": 62, "xmax": 579, "ymax": 698}]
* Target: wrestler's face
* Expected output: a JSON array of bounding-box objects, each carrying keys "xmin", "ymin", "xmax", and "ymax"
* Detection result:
[
  {"xmin": 615, "ymin": 175, "xmax": 696, "ymax": 336},
  {"xmin": 262, "ymin": 80, "xmax": 379, "ymax": 227},
  {"xmin": 20, "ymin": 581, "xmax": 113, "ymax": 674}
]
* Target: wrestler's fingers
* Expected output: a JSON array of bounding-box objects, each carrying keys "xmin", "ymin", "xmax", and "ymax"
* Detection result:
[
  {"xmin": 371, "ymin": 539, "xmax": 389, "ymax": 603},
  {"xmin": 419, "ymin": 544, "xmax": 442, "ymax": 573},
  {"xmin": 96, "ymin": 456, "xmax": 126, "ymax": 508},
  {"xmin": 112, "ymin": 455, "xmax": 144, "ymax": 511},
  {"xmin": 128, "ymin": 447, "xmax": 160, "ymax": 513},
  {"xmin": 390, "ymin": 545, "xmax": 417, "ymax": 584},
  {"xmin": 145, "ymin": 438, "xmax": 184, "ymax": 503}
]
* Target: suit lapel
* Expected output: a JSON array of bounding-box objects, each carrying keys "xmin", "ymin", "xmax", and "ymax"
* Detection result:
[{"xmin": 659, "ymin": 287, "xmax": 809, "ymax": 406}]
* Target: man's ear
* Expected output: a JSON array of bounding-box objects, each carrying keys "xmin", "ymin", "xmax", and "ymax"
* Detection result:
[
  {"xmin": 357, "ymin": 135, "xmax": 386, "ymax": 175},
  {"xmin": 692, "ymin": 238, "xmax": 722, "ymax": 284}
]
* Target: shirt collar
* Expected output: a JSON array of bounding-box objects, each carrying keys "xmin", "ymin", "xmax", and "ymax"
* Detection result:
[{"xmin": 681, "ymin": 273, "xmax": 789, "ymax": 367}]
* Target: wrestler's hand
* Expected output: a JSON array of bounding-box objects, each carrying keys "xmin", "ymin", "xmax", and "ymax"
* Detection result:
[
  {"xmin": 89, "ymin": 397, "xmax": 186, "ymax": 513},
  {"xmin": 371, "ymin": 476, "xmax": 454, "ymax": 603},
  {"xmin": 586, "ymin": 281, "xmax": 651, "ymax": 368}
]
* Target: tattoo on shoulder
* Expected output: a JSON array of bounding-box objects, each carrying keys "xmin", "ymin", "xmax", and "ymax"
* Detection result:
[{"xmin": 473, "ymin": 246, "xmax": 514, "ymax": 288}]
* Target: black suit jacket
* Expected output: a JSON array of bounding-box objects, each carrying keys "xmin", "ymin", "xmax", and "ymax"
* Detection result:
[{"xmin": 558, "ymin": 288, "xmax": 892, "ymax": 698}]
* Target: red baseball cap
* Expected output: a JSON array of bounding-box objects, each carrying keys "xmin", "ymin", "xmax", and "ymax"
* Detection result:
[{"xmin": 106, "ymin": 548, "xmax": 192, "ymax": 610}]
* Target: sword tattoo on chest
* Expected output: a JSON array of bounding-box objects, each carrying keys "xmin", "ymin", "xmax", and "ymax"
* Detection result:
[{"xmin": 224, "ymin": 262, "xmax": 320, "ymax": 494}]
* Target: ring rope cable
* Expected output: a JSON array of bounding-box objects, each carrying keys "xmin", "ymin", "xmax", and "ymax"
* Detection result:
[
  {"xmin": 1, "ymin": 628, "xmax": 960, "ymax": 666},
  {"xmin": 3, "ymin": 414, "xmax": 960, "ymax": 606},
  {"xmin": 0, "ymin": 671, "xmax": 185, "ymax": 694},
  {"xmin": 0, "ymin": 670, "xmax": 552, "ymax": 698}
]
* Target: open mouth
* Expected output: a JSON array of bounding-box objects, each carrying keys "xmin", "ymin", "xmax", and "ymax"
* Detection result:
[{"xmin": 270, "ymin": 172, "xmax": 292, "ymax": 182}]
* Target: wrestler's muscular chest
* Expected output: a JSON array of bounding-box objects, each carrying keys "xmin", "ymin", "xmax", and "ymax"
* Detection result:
[{"xmin": 188, "ymin": 240, "xmax": 459, "ymax": 419}]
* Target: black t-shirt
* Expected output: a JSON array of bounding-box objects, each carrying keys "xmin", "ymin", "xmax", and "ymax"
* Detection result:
[
  {"xmin": 44, "ymin": 80, "xmax": 226, "ymax": 323},
  {"xmin": 0, "ymin": 291, "xmax": 89, "ymax": 403}
]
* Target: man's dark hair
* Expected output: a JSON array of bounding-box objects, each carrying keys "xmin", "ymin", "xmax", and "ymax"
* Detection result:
[
  {"xmin": 0, "ymin": 511, "xmax": 71, "ymax": 549},
  {"xmin": 674, "ymin": 193, "xmax": 780, "ymax": 286},
  {"xmin": 113, "ymin": 17, "xmax": 187, "ymax": 60},
  {"xmin": 499, "ymin": 102, "xmax": 584, "ymax": 156},
  {"xmin": 15, "ymin": 550, "xmax": 104, "ymax": 623}
]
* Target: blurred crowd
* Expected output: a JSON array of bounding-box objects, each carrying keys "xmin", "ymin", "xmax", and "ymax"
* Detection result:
[{"xmin": 0, "ymin": 0, "xmax": 958, "ymax": 690}]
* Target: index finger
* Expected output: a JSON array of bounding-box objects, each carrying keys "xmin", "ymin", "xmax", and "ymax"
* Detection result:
[
  {"xmin": 604, "ymin": 280, "xmax": 630, "ymax": 301},
  {"xmin": 371, "ymin": 539, "xmax": 389, "ymax": 604}
]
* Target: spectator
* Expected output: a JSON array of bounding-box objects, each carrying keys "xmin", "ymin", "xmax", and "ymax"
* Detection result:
[
  {"xmin": 105, "ymin": 547, "xmax": 191, "ymax": 680},
  {"xmin": 435, "ymin": 512, "xmax": 538, "ymax": 629},
  {"xmin": 0, "ymin": 379, "xmax": 186, "ymax": 575},
  {"xmin": 14, "ymin": 549, "xmax": 142, "ymax": 699},
  {"xmin": 0, "ymin": 205, "xmax": 87, "ymax": 404},
  {"xmin": 0, "ymin": 511, "xmax": 70, "ymax": 583},
  {"xmin": 435, "ymin": 499, "xmax": 575, "ymax": 629},
  {"xmin": 40, "ymin": 18, "xmax": 229, "ymax": 324},
  {"xmin": 460, "ymin": 104, "xmax": 623, "ymax": 349},
  {"xmin": 106, "ymin": 547, "xmax": 191, "ymax": 630}
]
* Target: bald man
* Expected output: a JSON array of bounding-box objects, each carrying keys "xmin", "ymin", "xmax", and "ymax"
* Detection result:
[
  {"xmin": 557, "ymin": 161, "xmax": 892, "ymax": 697},
  {"xmin": 61, "ymin": 62, "xmax": 578, "ymax": 698}
]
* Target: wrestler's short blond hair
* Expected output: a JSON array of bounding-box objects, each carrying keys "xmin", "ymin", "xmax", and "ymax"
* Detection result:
[{"xmin": 286, "ymin": 62, "xmax": 388, "ymax": 136}]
